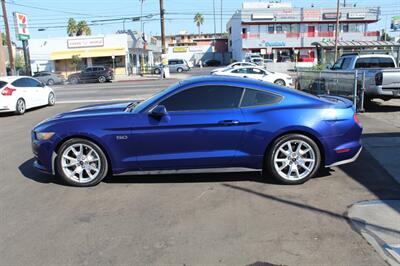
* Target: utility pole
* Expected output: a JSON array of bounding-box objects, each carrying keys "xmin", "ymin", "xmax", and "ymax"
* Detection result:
[
  {"xmin": 334, "ymin": 0, "xmax": 340, "ymax": 62},
  {"xmin": 159, "ymin": 0, "xmax": 169, "ymax": 78},
  {"xmin": 212, "ymin": 0, "xmax": 216, "ymax": 59},
  {"xmin": 220, "ymin": 0, "xmax": 223, "ymax": 34},
  {"xmin": 1, "ymin": 0, "xmax": 15, "ymax": 75}
]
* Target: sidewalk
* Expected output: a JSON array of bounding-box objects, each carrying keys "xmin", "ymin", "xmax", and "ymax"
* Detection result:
[{"xmin": 113, "ymin": 74, "xmax": 166, "ymax": 82}]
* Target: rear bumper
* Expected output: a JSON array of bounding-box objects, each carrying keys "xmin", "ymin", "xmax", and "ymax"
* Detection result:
[{"xmin": 326, "ymin": 146, "xmax": 362, "ymax": 167}]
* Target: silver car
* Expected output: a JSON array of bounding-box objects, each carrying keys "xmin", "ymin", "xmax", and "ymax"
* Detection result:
[
  {"xmin": 154, "ymin": 59, "xmax": 190, "ymax": 74},
  {"xmin": 33, "ymin": 71, "xmax": 65, "ymax": 86}
]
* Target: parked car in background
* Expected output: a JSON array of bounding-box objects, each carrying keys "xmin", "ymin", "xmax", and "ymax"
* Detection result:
[
  {"xmin": 212, "ymin": 66, "xmax": 293, "ymax": 87},
  {"xmin": 329, "ymin": 53, "xmax": 400, "ymax": 101},
  {"xmin": 211, "ymin": 62, "xmax": 257, "ymax": 74},
  {"xmin": 68, "ymin": 66, "xmax": 114, "ymax": 84},
  {"xmin": 31, "ymin": 76, "xmax": 362, "ymax": 187},
  {"xmin": 203, "ymin": 59, "xmax": 221, "ymax": 67},
  {"xmin": 0, "ymin": 76, "xmax": 55, "ymax": 115},
  {"xmin": 153, "ymin": 59, "xmax": 191, "ymax": 74},
  {"xmin": 33, "ymin": 71, "xmax": 65, "ymax": 86},
  {"xmin": 245, "ymin": 54, "xmax": 263, "ymax": 65}
]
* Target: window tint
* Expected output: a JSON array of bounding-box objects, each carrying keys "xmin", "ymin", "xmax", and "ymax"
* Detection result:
[
  {"xmin": 341, "ymin": 57, "xmax": 352, "ymax": 69},
  {"xmin": 177, "ymin": 60, "xmax": 184, "ymax": 64},
  {"xmin": 379, "ymin": 57, "xmax": 395, "ymax": 68},
  {"xmin": 248, "ymin": 68, "xmax": 264, "ymax": 74},
  {"xmin": 355, "ymin": 57, "xmax": 380, "ymax": 68},
  {"xmin": 159, "ymin": 85, "xmax": 244, "ymax": 111},
  {"xmin": 232, "ymin": 68, "xmax": 248, "ymax": 74},
  {"xmin": 25, "ymin": 78, "xmax": 42, "ymax": 87},
  {"xmin": 240, "ymin": 89, "xmax": 282, "ymax": 107},
  {"xmin": 0, "ymin": 81, "xmax": 7, "ymax": 89},
  {"xmin": 12, "ymin": 78, "xmax": 28, "ymax": 87}
]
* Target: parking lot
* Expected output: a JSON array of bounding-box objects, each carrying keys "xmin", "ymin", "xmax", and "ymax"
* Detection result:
[{"xmin": 1, "ymin": 69, "xmax": 400, "ymax": 265}]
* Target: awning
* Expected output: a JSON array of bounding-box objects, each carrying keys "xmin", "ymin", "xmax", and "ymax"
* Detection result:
[{"xmin": 50, "ymin": 47, "xmax": 126, "ymax": 60}]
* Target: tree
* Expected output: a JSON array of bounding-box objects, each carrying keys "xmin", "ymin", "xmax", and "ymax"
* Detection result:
[
  {"xmin": 380, "ymin": 30, "xmax": 394, "ymax": 41},
  {"xmin": 67, "ymin": 18, "xmax": 78, "ymax": 36},
  {"xmin": 77, "ymin": 20, "xmax": 91, "ymax": 36},
  {"xmin": 1, "ymin": 32, "xmax": 6, "ymax": 45},
  {"xmin": 194, "ymin": 13, "xmax": 204, "ymax": 35},
  {"xmin": 71, "ymin": 55, "xmax": 83, "ymax": 71}
]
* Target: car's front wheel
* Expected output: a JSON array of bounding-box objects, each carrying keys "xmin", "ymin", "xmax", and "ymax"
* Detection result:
[
  {"xmin": 98, "ymin": 76, "xmax": 106, "ymax": 83},
  {"xmin": 56, "ymin": 138, "xmax": 109, "ymax": 187},
  {"xmin": 69, "ymin": 77, "xmax": 79, "ymax": 84},
  {"xmin": 48, "ymin": 92, "xmax": 56, "ymax": 106},
  {"xmin": 177, "ymin": 67, "xmax": 183, "ymax": 73},
  {"xmin": 154, "ymin": 68, "xmax": 161, "ymax": 74},
  {"xmin": 265, "ymin": 134, "xmax": 321, "ymax": 184},
  {"xmin": 47, "ymin": 79, "xmax": 55, "ymax": 86}
]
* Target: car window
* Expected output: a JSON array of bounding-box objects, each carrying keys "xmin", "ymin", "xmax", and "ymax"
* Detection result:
[
  {"xmin": 231, "ymin": 68, "xmax": 248, "ymax": 74},
  {"xmin": 0, "ymin": 81, "xmax": 7, "ymax": 89},
  {"xmin": 159, "ymin": 85, "xmax": 244, "ymax": 111},
  {"xmin": 378, "ymin": 57, "xmax": 395, "ymax": 68},
  {"xmin": 240, "ymin": 89, "xmax": 282, "ymax": 107},
  {"xmin": 169, "ymin": 60, "xmax": 177, "ymax": 65},
  {"xmin": 33, "ymin": 73, "xmax": 41, "ymax": 77},
  {"xmin": 12, "ymin": 78, "xmax": 29, "ymax": 87},
  {"xmin": 26, "ymin": 78, "xmax": 42, "ymax": 87},
  {"xmin": 355, "ymin": 57, "xmax": 380, "ymax": 68},
  {"xmin": 248, "ymin": 68, "xmax": 264, "ymax": 74},
  {"xmin": 177, "ymin": 60, "xmax": 184, "ymax": 64},
  {"xmin": 341, "ymin": 57, "xmax": 352, "ymax": 69},
  {"xmin": 331, "ymin": 57, "xmax": 344, "ymax": 70}
]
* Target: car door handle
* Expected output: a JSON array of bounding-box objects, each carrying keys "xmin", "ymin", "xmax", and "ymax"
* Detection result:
[{"xmin": 218, "ymin": 120, "xmax": 240, "ymax": 126}]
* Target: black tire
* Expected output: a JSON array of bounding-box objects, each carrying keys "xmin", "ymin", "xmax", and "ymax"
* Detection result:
[
  {"xmin": 264, "ymin": 134, "xmax": 321, "ymax": 185},
  {"xmin": 177, "ymin": 67, "xmax": 183, "ymax": 73},
  {"xmin": 56, "ymin": 138, "xmax": 109, "ymax": 187},
  {"xmin": 274, "ymin": 79, "xmax": 286, "ymax": 86},
  {"xmin": 154, "ymin": 68, "xmax": 161, "ymax": 74},
  {"xmin": 15, "ymin": 98, "xmax": 26, "ymax": 115},
  {"xmin": 48, "ymin": 92, "xmax": 56, "ymax": 106},
  {"xmin": 47, "ymin": 79, "xmax": 55, "ymax": 86},
  {"xmin": 69, "ymin": 77, "xmax": 79, "ymax": 84},
  {"xmin": 98, "ymin": 76, "xmax": 106, "ymax": 83}
]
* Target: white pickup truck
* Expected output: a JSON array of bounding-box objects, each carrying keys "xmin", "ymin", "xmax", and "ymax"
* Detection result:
[{"xmin": 331, "ymin": 54, "xmax": 400, "ymax": 101}]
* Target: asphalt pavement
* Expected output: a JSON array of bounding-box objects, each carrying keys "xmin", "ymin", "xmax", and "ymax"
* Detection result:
[{"xmin": 1, "ymin": 69, "xmax": 400, "ymax": 265}]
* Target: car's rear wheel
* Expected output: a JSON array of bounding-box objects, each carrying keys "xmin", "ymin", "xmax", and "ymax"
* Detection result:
[
  {"xmin": 274, "ymin": 79, "xmax": 286, "ymax": 86},
  {"xmin": 265, "ymin": 134, "xmax": 321, "ymax": 184},
  {"xmin": 48, "ymin": 92, "xmax": 56, "ymax": 106},
  {"xmin": 177, "ymin": 67, "xmax": 183, "ymax": 73},
  {"xmin": 15, "ymin": 98, "xmax": 26, "ymax": 115},
  {"xmin": 47, "ymin": 79, "xmax": 55, "ymax": 86},
  {"xmin": 154, "ymin": 68, "xmax": 161, "ymax": 74},
  {"xmin": 56, "ymin": 138, "xmax": 108, "ymax": 187},
  {"xmin": 98, "ymin": 76, "xmax": 106, "ymax": 83}
]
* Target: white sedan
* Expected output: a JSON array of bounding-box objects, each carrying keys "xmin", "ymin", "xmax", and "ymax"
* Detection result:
[
  {"xmin": 210, "ymin": 62, "xmax": 257, "ymax": 74},
  {"xmin": 0, "ymin": 76, "xmax": 55, "ymax": 115},
  {"xmin": 212, "ymin": 66, "xmax": 293, "ymax": 87}
]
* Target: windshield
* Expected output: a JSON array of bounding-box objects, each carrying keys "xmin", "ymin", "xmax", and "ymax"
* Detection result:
[{"xmin": 129, "ymin": 81, "xmax": 181, "ymax": 113}]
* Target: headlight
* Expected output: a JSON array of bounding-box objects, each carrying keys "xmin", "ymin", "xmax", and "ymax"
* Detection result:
[{"xmin": 35, "ymin": 132, "xmax": 55, "ymax": 140}]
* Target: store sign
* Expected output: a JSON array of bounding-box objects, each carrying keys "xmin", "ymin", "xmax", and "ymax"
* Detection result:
[
  {"xmin": 67, "ymin": 37, "xmax": 104, "ymax": 49},
  {"xmin": 173, "ymin": 47, "xmax": 188, "ymax": 53},
  {"xmin": 323, "ymin": 13, "xmax": 341, "ymax": 20},
  {"xmin": 266, "ymin": 47, "xmax": 272, "ymax": 55},
  {"xmin": 348, "ymin": 13, "xmax": 365, "ymax": 19},
  {"xmin": 188, "ymin": 46, "xmax": 203, "ymax": 52},
  {"xmin": 303, "ymin": 9, "xmax": 321, "ymax": 21},
  {"xmin": 13, "ymin": 12, "xmax": 30, "ymax": 40},
  {"xmin": 251, "ymin": 13, "xmax": 274, "ymax": 20},
  {"xmin": 264, "ymin": 41, "xmax": 286, "ymax": 47}
]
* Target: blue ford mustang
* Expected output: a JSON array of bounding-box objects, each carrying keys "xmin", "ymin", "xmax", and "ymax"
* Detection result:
[{"xmin": 32, "ymin": 76, "xmax": 362, "ymax": 187}]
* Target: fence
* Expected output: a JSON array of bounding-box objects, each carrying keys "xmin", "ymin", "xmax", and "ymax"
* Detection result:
[{"xmin": 295, "ymin": 70, "xmax": 366, "ymax": 112}]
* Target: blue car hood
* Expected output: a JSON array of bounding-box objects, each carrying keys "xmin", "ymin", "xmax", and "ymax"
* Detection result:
[{"xmin": 56, "ymin": 102, "xmax": 131, "ymax": 119}]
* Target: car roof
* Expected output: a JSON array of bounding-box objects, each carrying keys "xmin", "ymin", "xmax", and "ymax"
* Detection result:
[
  {"xmin": 341, "ymin": 54, "xmax": 394, "ymax": 58},
  {"xmin": 0, "ymin": 76, "xmax": 31, "ymax": 83}
]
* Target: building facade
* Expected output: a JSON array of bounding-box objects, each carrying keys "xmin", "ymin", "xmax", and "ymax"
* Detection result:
[
  {"xmin": 29, "ymin": 32, "xmax": 161, "ymax": 77},
  {"xmin": 158, "ymin": 32, "xmax": 230, "ymax": 65},
  {"xmin": 227, "ymin": 1, "xmax": 380, "ymax": 63}
]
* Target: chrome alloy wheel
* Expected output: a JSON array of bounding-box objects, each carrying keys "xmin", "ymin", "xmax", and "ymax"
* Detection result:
[
  {"xmin": 273, "ymin": 140, "xmax": 316, "ymax": 181},
  {"xmin": 61, "ymin": 143, "xmax": 101, "ymax": 183}
]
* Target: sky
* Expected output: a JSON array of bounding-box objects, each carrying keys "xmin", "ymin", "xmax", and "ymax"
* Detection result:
[{"xmin": 1, "ymin": 0, "xmax": 400, "ymax": 44}]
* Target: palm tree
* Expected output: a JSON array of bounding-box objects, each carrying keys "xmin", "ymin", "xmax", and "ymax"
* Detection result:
[
  {"xmin": 77, "ymin": 20, "xmax": 91, "ymax": 36},
  {"xmin": 67, "ymin": 18, "xmax": 78, "ymax": 36},
  {"xmin": 194, "ymin": 13, "xmax": 204, "ymax": 35}
]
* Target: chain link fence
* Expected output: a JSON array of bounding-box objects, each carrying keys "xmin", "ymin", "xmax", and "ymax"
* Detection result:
[{"xmin": 295, "ymin": 70, "xmax": 366, "ymax": 112}]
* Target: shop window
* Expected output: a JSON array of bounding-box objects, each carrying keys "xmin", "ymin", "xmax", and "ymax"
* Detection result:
[
  {"xmin": 290, "ymin": 24, "xmax": 300, "ymax": 32},
  {"xmin": 276, "ymin": 25, "xmax": 283, "ymax": 33},
  {"xmin": 282, "ymin": 24, "xmax": 290, "ymax": 33},
  {"xmin": 268, "ymin": 25, "xmax": 274, "ymax": 33},
  {"xmin": 242, "ymin": 28, "xmax": 247, "ymax": 34},
  {"xmin": 342, "ymin": 24, "xmax": 349, "ymax": 32},
  {"xmin": 327, "ymin": 24, "xmax": 335, "ymax": 32},
  {"xmin": 319, "ymin": 24, "xmax": 328, "ymax": 32},
  {"xmin": 92, "ymin": 56, "xmax": 125, "ymax": 68}
]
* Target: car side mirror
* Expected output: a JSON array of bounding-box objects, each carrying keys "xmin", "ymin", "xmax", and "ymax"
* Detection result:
[{"xmin": 149, "ymin": 105, "xmax": 167, "ymax": 119}]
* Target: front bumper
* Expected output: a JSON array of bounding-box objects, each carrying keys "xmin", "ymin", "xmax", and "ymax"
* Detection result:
[{"xmin": 31, "ymin": 132, "xmax": 60, "ymax": 175}]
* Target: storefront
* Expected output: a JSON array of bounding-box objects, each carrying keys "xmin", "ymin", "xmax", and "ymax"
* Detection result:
[{"xmin": 29, "ymin": 33, "xmax": 161, "ymax": 77}]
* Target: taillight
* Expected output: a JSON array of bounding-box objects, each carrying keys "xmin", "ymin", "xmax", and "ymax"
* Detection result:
[
  {"xmin": 1, "ymin": 87, "xmax": 16, "ymax": 96},
  {"xmin": 354, "ymin": 113, "xmax": 361, "ymax": 126},
  {"xmin": 375, "ymin": 72, "xmax": 383, "ymax": 86}
]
